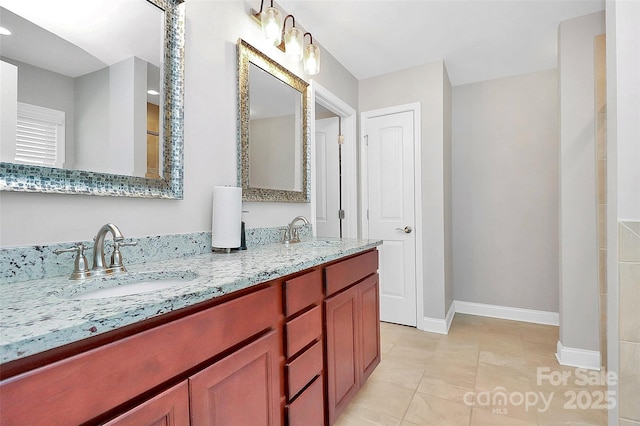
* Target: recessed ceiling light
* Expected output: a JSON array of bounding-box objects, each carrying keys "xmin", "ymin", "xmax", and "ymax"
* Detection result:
[
  {"xmin": 147, "ymin": 89, "xmax": 160, "ymax": 96},
  {"xmin": 0, "ymin": 27, "xmax": 12, "ymax": 36}
]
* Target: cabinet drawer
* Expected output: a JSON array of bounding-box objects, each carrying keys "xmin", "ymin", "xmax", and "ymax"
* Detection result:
[
  {"xmin": 325, "ymin": 249, "xmax": 378, "ymax": 296},
  {"xmin": 287, "ymin": 375, "xmax": 325, "ymax": 426},
  {"xmin": 286, "ymin": 340, "xmax": 323, "ymax": 399},
  {"xmin": 285, "ymin": 305, "xmax": 322, "ymax": 357},
  {"xmin": 284, "ymin": 269, "xmax": 323, "ymax": 317}
]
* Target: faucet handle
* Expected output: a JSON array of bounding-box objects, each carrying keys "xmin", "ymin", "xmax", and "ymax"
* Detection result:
[
  {"xmin": 291, "ymin": 228, "xmax": 301, "ymax": 243},
  {"xmin": 281, "ymin": 228, "xmax": 290, "ymax": 244},
  {"xmin": 110, "ymin": 240, "xmax": 137, "ymax": 269},
  {"xmin": 54, "ymin": 243, "xmax": 92, "ymax": 280},
  {"xmin": 53, "ymin": 243, "xmax": 82, "ymax": 256}
]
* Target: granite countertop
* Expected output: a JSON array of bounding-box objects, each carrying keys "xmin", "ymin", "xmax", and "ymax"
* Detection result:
[{"xmin": 0, "ymin": 238, "xmax": 380, "ymax": 364}]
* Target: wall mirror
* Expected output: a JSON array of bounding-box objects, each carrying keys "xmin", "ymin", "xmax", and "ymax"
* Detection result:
[
  {"xmin": 237, "ymin": 39, "xmax": 310, "ymax": 202},
  {"xmin": 0, "ymin": 0, "xmax": 185, "ymax": 198}
]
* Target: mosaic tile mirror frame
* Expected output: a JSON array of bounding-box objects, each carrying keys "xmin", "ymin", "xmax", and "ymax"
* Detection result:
[
  {"xmin": 0, "ymin": 0, "xmax": 186, "ymax": 199},
  {"xmin": 237, "ymin": 39, "xmax": 311, "ymax": 203}
]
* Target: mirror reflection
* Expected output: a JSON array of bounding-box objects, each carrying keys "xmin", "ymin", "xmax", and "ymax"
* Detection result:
[
  {"xmin": 0, "ymin": 0, "xmax": 184, "ymax": 199},
  {"xmin": 237, "ymin": 39, "xmax": 310, "ymax": 203},
  {"xmin": 249, "ymin": 62, "xmax": 302, "ymax": 192},
  {"xmin": 0, "ymin": 1, "xmax": 163, "ymax": 178}
]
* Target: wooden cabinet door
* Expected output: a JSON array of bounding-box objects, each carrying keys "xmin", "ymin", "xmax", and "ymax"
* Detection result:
[
  {"xmin": 325, "ymin": 285, "xmax": 360, "ymax": 424},
  {"xmin": 103, "ymin": 382, "xmax": 190, "ymax": 426},
  {"xmin": 189, "ymin": 330, "xmax": 282, "ymax": 426},
  {"xmin": 359, "ymin": 274, "xmax": 381, "ymax": 381}
]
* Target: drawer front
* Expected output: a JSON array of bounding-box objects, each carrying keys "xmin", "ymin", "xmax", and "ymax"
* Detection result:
[
  {"xmin": 284, "ymin": 269, "xmax": 323, "ymax": 317},
  {"xmin": 287, "ymin": 375, "xmax": 325, "ymax": 426},
  {"xmin": 285, "ymin": 305, "xmax": 322, "ymax": 358},
  {"xmin": 325, "ymin": 249, "xmax": 378, "ymax": 296},
  {"xmin": 286, "ymin": 340, "xmax": 323, "ymax": 399}
]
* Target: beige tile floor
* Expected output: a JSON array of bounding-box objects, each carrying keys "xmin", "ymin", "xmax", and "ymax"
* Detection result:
[{"xmin": 335, "ymin": 314, "xmax": 609, "ymax": 426}]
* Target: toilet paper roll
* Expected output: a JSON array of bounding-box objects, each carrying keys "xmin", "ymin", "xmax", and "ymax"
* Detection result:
[{"xmin": 212, "ymin": 186, "xmax": 242, "ymax": 249}]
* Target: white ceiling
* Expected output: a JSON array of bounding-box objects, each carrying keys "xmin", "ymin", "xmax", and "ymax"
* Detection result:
[
  {"xmin": 1, "ymin": 0, "xmax": 605, "ymax": 85},
  {"xmin": 0, "ymin": 0, "xmax": 162, "ymax": 77},
  {"xmin": 276, "ymin": 0, "xmax": 605, "ymax": 86}
]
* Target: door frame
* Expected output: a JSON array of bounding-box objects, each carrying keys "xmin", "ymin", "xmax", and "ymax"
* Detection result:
[
  {"xmin": 360, "ymin": 102, "xmax": 424, "ymax": 330},
  {"xmin": 309, "ymin": 81, "xmax": 358, "ymax": 238}
]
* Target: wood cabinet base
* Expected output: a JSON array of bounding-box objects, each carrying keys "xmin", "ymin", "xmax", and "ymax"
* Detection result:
[{"xmin": 0, "ymin": 249, "xmax": 380, "ymax": 426}]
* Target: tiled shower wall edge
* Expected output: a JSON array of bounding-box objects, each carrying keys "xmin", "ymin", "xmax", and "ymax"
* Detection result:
[
  {"xmin": 618, "ymin": 220, "xmax": 640, "ymax": 424},
  {"xmin": 1, "ymin": 225, "xmax": 312, "ymax": 284}
]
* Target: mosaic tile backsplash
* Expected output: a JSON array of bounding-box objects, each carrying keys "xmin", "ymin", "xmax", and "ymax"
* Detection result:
[{"xmin": 1, "ymin": 225, "xmax": 311, "ymax": 284}]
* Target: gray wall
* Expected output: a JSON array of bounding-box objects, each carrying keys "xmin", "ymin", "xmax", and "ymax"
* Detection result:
[
  {"xmin": 0, "ymin": 1, "xmax": 358, "ymax": 247},
  {"xmin": 452, "ymin": 69, "xmax": 560, "ymax": 312},
  {"xmin": 249, "ymin": 115, "xmax": 296, "ymax": 190},
  {"xmin": 558, "ymin": 11, "xmax": 604, "ymax": 352},
  {"xmin": 74, "ymin": 66, "xmax": 109, "ymax": 173},
  {"xmin": 75, "ymin": 57, "xmax": 149, "ymax": 177},
  {"xmin": 359, "ymin": 61, "xmax": 453, "ymax": 321}
]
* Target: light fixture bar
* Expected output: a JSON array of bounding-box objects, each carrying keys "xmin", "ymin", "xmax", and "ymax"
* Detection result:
[{"xmin": 250, "ymin": 1, "xmax": 320, "ymax": 74}]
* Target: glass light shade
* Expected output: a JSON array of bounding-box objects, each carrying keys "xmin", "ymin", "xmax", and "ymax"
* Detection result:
[
  {"xmin": 261, "ymin": 7, "xmax": 282, "ymax": 46},
  {"xmin": 285, "ymin": 27, "xmax": 303, "ymax": 62},
  {"xmin": 303, "ymin": 44, "xmax": 321, "ymax": 75}
]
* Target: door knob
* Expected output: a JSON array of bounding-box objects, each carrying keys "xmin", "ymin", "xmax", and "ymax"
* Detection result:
[{"xmin": 396, "ymin": 226, "xmax": 412, "ymax": 234}]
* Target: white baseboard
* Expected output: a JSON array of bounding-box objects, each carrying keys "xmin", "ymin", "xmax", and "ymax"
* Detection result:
[
  {"xmin": 421, "ymin": 302, "xmax": 456, "ymax": 334},
  {"xmin": 422, "ymin": 316, "xmax": 449, "ymax": 334},
  {"xmin": 556, "ymin": 341, "xmax": 601, "ymax": 371},
  {"xmin": 454, "ymin": 300, "xmax": 559, "ymax": 326},
  {"xmin": 445, "ymin": 302, "xmax": 455, "ymax": 332}
]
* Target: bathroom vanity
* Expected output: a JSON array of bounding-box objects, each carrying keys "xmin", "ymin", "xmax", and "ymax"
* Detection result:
[{"xmin": 0, "ymin": 239, "xmax": 380, "ymax": 425}]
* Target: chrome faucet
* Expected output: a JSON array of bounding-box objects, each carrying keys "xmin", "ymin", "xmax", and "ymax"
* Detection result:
[
  {"xmin": 283, "ymin": 216, "xmax": 309, "ymax": 244},
  {"xmin": 54, "ymin": 223, "xmax": 137, "ymax": 280},
  {"xmin": 92, "ymin": 223, "xmax": 137, "ymax": 276},
  {"xmin": 93, "ymin": 223, "xmax": 124, "ymax": 272}
]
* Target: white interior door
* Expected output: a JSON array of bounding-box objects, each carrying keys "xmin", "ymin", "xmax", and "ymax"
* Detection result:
[
  {"xmin": 315, "ymin": 117, "xmax": 341, "ymax": 238},
  {"xmin": 363, "ymin": 110, "xmax": 417, "ymax": 327}
]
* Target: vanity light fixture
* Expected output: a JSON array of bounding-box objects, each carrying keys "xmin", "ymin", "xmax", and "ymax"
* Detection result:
[
  {"xmin": 303, "ymin": 32, "xmax": 320, "ymax": 75},
  {"xmin": 251, "ymin": 1, "xmax": 321, "ymax": 75},
  {"xmin": 147, "ymin": 89, "xmax": 160, "ymax": 96},
  {"xmin": 282, "ymin": 15, "xmax": 303, "ymax": 62},
  {"xmin": 254, "ymin": 0, "xmax": 283, "ymax": 46}
]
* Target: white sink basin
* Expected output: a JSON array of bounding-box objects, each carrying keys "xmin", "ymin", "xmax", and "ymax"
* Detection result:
[
  {"xmin": 74, "ymin": 279, "xmax": 190, "ymax": 299},
  {"xmin": 292, "ymin": 240, "xmax": 343, "ymax": 248},
  {"xmin": 61, "ymin": 270, "xmax": 198, "ymax": 300}
]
